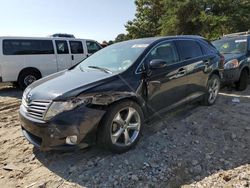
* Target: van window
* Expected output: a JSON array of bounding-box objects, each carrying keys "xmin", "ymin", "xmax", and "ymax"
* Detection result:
[
  {"xmin": 3, "ymin": 39, "xmax": 54, "ymax": 55},
  {"xmin": 69, "ymin": 41, "xmax": 84, "ymax": 54},
  {"xmin": 56, "ymin": 40, "xmax": 69, "ymax": 54},
  {"xmin": 86, "ymin": 41, "xmax": 102, "ymax": 54},
  {"xmin": 176, "ymin": 40, "xmax": 203, "ymax": 60}
]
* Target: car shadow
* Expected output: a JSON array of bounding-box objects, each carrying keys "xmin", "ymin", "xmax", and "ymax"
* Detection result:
[
  {"xmin": 0, "ymin": 85, "xmax": 23, "ymax": 99},
  {"xmin": 32, "ymin": 87, "xmax": 250, "ymax": 187}
]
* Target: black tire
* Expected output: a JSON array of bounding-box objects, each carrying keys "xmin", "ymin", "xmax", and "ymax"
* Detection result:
[
  {"xmin": 235, "ymin": 69, "xmax": 248, "ymax": 91},
  {"xmin": 18, "ymin": 70, "xmax": 40, "ymax": 90},
  {"xmin": 202, "ymin": 74, "xmax": 221, "ymax": 106},
  {"xmin": 97, "ymin": 100, "xmax": 144, "ymax": 153}
]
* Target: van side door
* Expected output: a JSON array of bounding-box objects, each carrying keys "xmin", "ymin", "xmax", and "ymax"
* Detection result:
[
  {"xmin": 175, "ymin": 39, "xmax": 207, "ymax": 96},
  {"xmin": 69, "ymin": 40, "xmax": 87, "ymax": 66},
  {"xmin": 55, "ymin": 40, "xmax": 72, "ymax": 71}
]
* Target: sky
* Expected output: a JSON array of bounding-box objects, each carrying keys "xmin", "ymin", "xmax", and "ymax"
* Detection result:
[{"xmin": 0, "ymin": 0, "xmax": 136, "ymax": 42}]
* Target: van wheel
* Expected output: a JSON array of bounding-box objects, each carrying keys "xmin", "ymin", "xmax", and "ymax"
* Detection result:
[
  {"xmin": 235, "ymin": 69, "xmax": 248, "ymax": 91},
  {"xmin": 18, "ymin": 70, "xmax": 40, "ymax": 90},
  {"xmin": 202, "ymin": 74, "xmax": 220, "ymax": 106},
  {"xmin": 97, "ymin": 100, "xmax": 144, "ymax": 153}
]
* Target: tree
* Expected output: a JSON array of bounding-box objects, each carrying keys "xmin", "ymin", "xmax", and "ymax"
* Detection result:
[
  {"xmin": 160, "ymin": 0, "xmax": 250, "ymax": 40},
  {"xmin": 108, "ymin": 40, "xmax": 114, "ymax": 45},
  {"xmin": 115, "ymin": 33, "xmax": 127, "ymax": 42},
  {"xmin": 125, "ymin": 0, "xmax": 165, "ymax": 39}
]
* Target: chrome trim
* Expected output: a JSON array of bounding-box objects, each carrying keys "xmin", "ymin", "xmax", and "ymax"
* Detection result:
[
  {"xmin": 135, "ymin": 38, "xmax": 206, "ymax": 75},
  {"xmin": 22, "ymin": 98, "xmax": 51, "ymax": 121}
]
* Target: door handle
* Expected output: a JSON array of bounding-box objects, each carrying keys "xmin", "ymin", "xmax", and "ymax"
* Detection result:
[
  {"xmin": 177, "ymin": 68, "xmax": 186, "ymax": 75},
  {"xmin": 71, "ymin": 55, "xmax": 74, "ymax": 60},
  {"xmin": 204, "ymin": 60, "xmax": 210, "ymax": 65}
]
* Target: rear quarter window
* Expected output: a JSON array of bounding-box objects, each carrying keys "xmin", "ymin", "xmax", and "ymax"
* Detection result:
[{"xmin": 200, "ymin": 42, "xmax": 216, "ymax": 55}]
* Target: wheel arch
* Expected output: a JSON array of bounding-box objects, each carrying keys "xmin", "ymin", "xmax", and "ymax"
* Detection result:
[
  {"xmin": 241, "ymin": 66, "xmax": 250, "ymax": 75},
  {"xmin": 209, "ymin": 69, "xmax": 221, "ymax": 79},
  {"xmin": 18, "ymin": 67, "xmax": 42, "ymax": 80},
  {"xmin": 99, "ymin": 95, "xmax": 147, "ymax": 117}
]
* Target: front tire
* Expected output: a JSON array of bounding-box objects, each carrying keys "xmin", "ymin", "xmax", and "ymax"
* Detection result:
[
  {"xmin": 18, "ymin": 70, "xmax": 40, "ymax": 90},
  {"xmin": 236, "ymin": 69, "xmax": 248, "ymax": 91},
  {"xmin": 97, "ymin": 100, "xmax": 144, "ymax": 153},
  {"xmin": 203, "ymin": 74, "xmax": 221, "ymax": 106}
]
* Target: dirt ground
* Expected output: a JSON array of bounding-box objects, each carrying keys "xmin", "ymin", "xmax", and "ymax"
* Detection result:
[{"xmin": 0, "ymin": 84, "xmax": 249, "ymax": 188}]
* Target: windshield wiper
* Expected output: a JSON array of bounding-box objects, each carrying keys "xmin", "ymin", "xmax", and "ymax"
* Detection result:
[{"xmin": 87, "ymin": 66, "xmax": 112, "ymax": 74}]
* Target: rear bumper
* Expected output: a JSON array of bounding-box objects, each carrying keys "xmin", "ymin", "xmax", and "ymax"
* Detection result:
[{"xmin": 19, "ymin": 105, "xmax": 105, "ymax": 151}]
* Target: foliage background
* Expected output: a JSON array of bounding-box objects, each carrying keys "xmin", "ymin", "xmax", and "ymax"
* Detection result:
[{"xmin": 113, "ymin": 0, "xmax": 250, "ymax": 42}]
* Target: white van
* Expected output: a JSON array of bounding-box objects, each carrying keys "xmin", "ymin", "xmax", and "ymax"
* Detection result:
[{"xmin": 0, "ymin": 36, "xmax": 102, "ymax": 89}]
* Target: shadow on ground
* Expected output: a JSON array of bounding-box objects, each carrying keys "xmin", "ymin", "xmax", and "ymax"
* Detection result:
[{"xmin": 0, "ymin": 85, "xmax": 22, "ymax": 99}]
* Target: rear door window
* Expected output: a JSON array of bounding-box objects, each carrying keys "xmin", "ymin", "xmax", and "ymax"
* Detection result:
[
  {"xmin": 86, "ymin": 41, "xmax": 102, "ymax": 54},
  {"xmin": 55, "ymin": 40, "xmax": 69, "ymax": 54},
  {"xmin": 69, "ymin": 41, "xmax": 84, "ymax": 54},
  {"xmin": 176, "ymin": 40, "xmax": 203, "ymax": 60}
]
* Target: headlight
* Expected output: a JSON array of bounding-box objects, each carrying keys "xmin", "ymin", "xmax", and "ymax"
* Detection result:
[
  {"xmin": 224, "ymin": 59, "xmax": 239, "ymax": 69},
  {"xmin": 44, "ymin": 97, "xmax": 92, "ymax": 121}
]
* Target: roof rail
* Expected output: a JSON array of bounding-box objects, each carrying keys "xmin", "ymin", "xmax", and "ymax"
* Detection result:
[
  {"xmin": 223, "ymin": 30, "xmax": 250, "ymax": 37},
  {"xmin": 48, "ymin": 33, "xmax": 75, "ymax": 38}
]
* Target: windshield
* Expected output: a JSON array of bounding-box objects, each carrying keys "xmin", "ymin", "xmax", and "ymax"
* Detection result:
[
  {"xmin": 78, "ymin": 40, "xmax": 149, "ymax": 74},
  {"xmin": 212, "ymin": 37, "xmax": 247, "ymax": 54}
]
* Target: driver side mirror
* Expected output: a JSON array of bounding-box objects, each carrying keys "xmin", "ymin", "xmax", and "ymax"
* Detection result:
[{"xmin": 149, "ymin": 59, "xmax": 167, "ymax": 69}]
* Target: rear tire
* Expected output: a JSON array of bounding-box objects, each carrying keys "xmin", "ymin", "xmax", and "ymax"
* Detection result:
[
  {"xmin": 235, "ymin": 69, "xmax": 248, "ymax": 91},
  {"xmin": 97, "ymin": 100, "xmax": 144, "ymax": 153},
  {"xmin": 18, "ymin": 70, "xmax": 40, "ymax": 90},
  {"xmin": 202, "ymin": 74, "xmax": 221, "ymax": 106}
]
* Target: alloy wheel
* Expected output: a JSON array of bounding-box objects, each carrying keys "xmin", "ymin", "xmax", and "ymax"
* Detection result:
[
  {"xmin": 111, "ymin": 107, "xmax": 141, "ymax": 147},
  {"xmin": 208, "ymin": 78, "xmax": 220, "ymax": 104},
  {"xmin": 24, "ymin": 75, "xmax": 37, "ymax": 86}
]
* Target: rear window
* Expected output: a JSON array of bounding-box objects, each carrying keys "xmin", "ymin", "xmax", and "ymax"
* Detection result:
[
  {"xmin": 69, "ymin": 41, "xmax": 84, "ymax": 54},
  {"xmin": 3, "ymin": 39, "xmax": 54, "ymax": 55},
  {"xmin": 176, "ymin": 40, "xmax": 203, "ymax": 60}
]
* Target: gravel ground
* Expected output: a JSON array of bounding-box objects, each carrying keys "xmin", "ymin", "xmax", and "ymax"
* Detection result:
[{"xmin": 0, "ymin": 84, "xmax": 249, "ymax": 188}]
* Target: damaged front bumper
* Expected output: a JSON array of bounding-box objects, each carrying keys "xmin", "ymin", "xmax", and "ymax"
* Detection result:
[{"xmin": 19, "ymin": 105, "xmax": 105, "ymax": 151}]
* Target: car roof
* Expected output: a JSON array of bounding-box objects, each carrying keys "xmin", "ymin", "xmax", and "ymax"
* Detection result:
[
  {"xmin": 125, "ymin": 35, "xmax": 205, "ymax": 45},
  {"xmin": 215, "ymin": 35, "xmax": 249, "ymax": 42},
  {"xmin": 0, "ymin": 36, "xmax": 96, "ymax": 41}
]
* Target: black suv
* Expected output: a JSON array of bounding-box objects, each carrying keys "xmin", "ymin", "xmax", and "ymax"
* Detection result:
[
  {"xmin": 20, "ymin": 36, "xmax": 224, "ymax": 153},
  {"xmin": 213, "ymin": 31, "xmax": 250, "ymax": 90}
]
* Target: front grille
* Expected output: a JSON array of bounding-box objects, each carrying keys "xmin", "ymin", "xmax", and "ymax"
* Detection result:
[{"xmin": 22, "ymin": 97, "xmax": 51, "ymax": 121}]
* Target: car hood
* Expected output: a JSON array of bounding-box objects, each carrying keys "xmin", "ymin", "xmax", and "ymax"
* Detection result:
[
  {"xmin": 25, "ymin": 69, "xmax": 115, "ymax": 101},
  {"xmin": 223, "ymin": 53, "xmax": 245, "ymax": 62}
]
